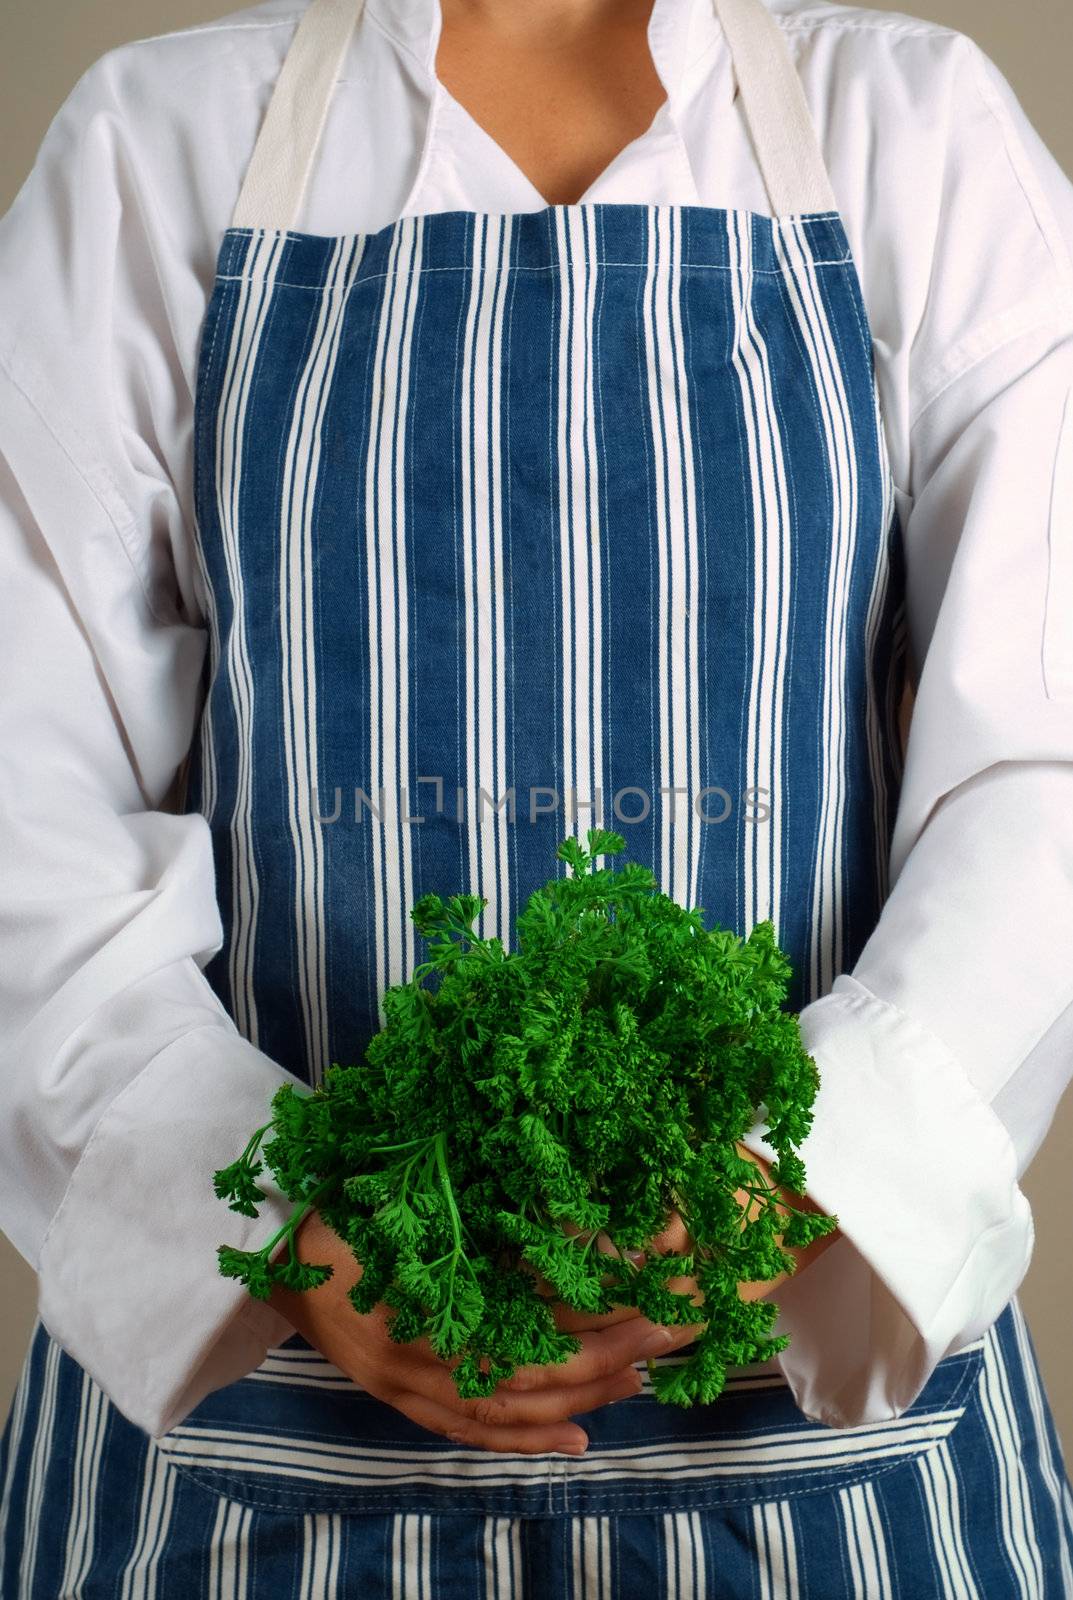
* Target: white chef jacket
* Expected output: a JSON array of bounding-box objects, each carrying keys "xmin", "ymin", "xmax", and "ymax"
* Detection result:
[{"xmin": 1, "ymin": 0, "xmax": 1072, "ymax": 1442}]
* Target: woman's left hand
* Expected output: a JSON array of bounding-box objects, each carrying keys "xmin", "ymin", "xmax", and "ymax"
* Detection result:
[
  {"xmin": 549, "ymin": 1142, "xmax": 843, "ymax": 1339},
  {"xmin": 737, "ymin": 1141, "xmax": 844, "ymax": 1295}
]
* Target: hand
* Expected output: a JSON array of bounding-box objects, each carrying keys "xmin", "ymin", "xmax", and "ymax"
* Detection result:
[
  {"xmin": 733, "ymin": 1141, "xmax": 844, "ymax": 1296},
  {"xmin": 553, "ymin": 1142, "xmax": 842, "ymax": 1335},
  {"xmin": 545, "ymin": 1207, "xmax": 704, "ymax": 1339},
  {"xmin": 266, "ymin": 1206, "xmax": 699, "ymax": 1456}
]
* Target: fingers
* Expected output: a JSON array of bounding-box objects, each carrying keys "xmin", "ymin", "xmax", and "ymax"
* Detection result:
[
  {"xmin": 738, "ymin": 1271, "xmax": 790, "ymax": 1303},
  {"xmin": 526, "ymin": 1230, "xmax": 642, "ymax": 1312},
  {"xmin": 543, "ymin": 1211, "xmax": 697, "ymax": 1333},
  {"xmin": 389, "ymin": 1385, "xmax": 597, "ymax": 1455},
  {"xmin": 552, "ymin": 1274, "xmax": 703, "ymax": 1333},
  {"xmin": 389, "ymin": 1362, "xmax": 646, "ymax": 1455},
  {"xmin": 498, "ymin": 1314, "xmax": 701, "ymax": 1394},
  {"xmin": 637, "ymin": 1211, "xmax": 692, "ymax": 1257},
  {"xmin": 552, "ymin": 1299, "xmax": 648, "ymax": 1333},
  {"xmin": 388, "ymin": 1359, "xmax": 644, "ymax": 1448}
]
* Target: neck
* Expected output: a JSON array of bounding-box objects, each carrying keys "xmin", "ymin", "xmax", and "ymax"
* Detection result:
[{"xmin": 438, "ymin": 0, "xmax": 656, "ymax": 47}]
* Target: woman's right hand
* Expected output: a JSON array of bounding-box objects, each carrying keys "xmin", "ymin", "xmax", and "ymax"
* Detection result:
[{"xmin": 266, "ymin": 1207, "xmax": 699, "ymax": 1456}]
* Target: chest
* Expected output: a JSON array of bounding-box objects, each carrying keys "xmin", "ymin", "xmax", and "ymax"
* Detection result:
[
  {"xmin": 433, "ymin": 0, "xmax": 669, "ymax": 207},
  {"xmin": 188, "ymin": 206, "xmax": 906, "ymax": 1059},
  {"xmin": 172, "ymin": 0, "xmax": 916, "ymax": 1509}
]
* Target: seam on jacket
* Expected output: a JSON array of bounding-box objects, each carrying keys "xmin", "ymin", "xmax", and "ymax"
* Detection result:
[
  {"xmin": 908, "ymin": 295, "xmax": 1073, "ymax": 430},
  {"xmin": 962, "ymin": 33, "xmax": 1073, "ymax": 304},
  {"xmin": 107, "ymin": 14, "xmax": 305, "ymax": 54},
  {"xmin": 1043, "ymin": 388, "xmax": 1073, "ymax": 701},
  {"xmin": 777, "ymin": 15, "xmax": 960, "ymax": 40},
  {"xmin": 0, "ymin": 347, "xmax": 170, "ymax": 628},
  {"xmin": 827, "ymin": 973, "xmax": 1045, "ymax": 1179}
]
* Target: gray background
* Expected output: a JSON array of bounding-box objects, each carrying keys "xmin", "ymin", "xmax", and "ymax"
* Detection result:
[{"xmin": 1, "ymin": 0, "xmax": 1071, "ymax": 1454}]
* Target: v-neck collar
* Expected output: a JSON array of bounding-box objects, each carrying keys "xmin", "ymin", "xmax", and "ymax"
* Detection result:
[{"xmin": 365, "ymin": 0, "xmax": 731, "ymax": 212}]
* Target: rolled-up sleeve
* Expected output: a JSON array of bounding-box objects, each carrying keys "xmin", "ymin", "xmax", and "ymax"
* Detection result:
[
  {"xmin": 740, "ymin": 34, "xmax": 1073, "ymax": 1428},
  {"xmin": 0, "ymin": 50, "xmax": 300, "ymax": 1440}
]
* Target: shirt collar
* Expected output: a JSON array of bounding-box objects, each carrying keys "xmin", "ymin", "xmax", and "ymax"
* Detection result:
[{"xmin": 363, "ymin": 0, "xmax": 727, "ymax": 110}]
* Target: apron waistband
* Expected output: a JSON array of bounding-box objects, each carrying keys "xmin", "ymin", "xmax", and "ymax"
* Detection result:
[{"xmin": 229, "ymin": 0, "xmax": 839, "ymax": 233}]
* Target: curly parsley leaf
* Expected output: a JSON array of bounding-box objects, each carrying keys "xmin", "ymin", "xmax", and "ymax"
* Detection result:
[{"xmin": 214, "ymin": 829, "xmax": 838, "ymax": 1405}]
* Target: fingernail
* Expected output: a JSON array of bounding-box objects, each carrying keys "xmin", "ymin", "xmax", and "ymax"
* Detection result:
[
  {"xmin": 607, "ymin": 1372, "xmax": 643, "ymax": 1402},
  {"xmin": 638, "ymin": 1328, "xmax": 674, "ymax": 1356},
  {"xmin": 559, "ymin": 1434, "xmax": 588, "ymax": 1455},
  {"xmin": 663, "ymin": 1325, "xmax": 698, "ymax": 1348}
]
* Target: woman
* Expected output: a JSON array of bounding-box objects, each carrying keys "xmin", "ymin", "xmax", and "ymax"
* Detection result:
[{"xmin": 2, "ymin": 0, "xmax": 1073, "ymax": 1591}]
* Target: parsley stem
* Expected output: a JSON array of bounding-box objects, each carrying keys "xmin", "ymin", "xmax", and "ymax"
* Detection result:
[
  {"xmin": 433, "ymin": 1131, "xmax": 463, "ymax": 1255},
  {"xmin": 367, "ymin": 1135, "xmax": 437, "ymax": 1155},
  {"xmin": 240, "ymin": 1121, "xmax": 274, "ymax": 1164},
  {"xmin": 259, "ymin": 1173, "xmax": 340, "ymax": 1264},
  {"xmin": 604, "ymin": 1237, "xmax": 657, "ymax": 1383},
  {"xmin": 429, "ymin": 1131, "xmax": 481, "ymax": 1299},
  {"xmin": 607, "ymin": 1236, "xmax": 640, "ymax": 1274},
  {"xmin": 736, "ymin": 1178, "xmax": 819, "ymax": 1219}
]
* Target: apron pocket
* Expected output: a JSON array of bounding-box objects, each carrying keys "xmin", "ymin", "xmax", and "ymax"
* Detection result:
[{"xmin": 151, "ymin": 1325, "xmax": 986, "ymax": 1518}]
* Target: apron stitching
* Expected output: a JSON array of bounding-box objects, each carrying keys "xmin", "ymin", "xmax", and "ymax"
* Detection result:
[{"xmin": 149, "ymin": 1345, "xmax": 985, "ymax": 1515}]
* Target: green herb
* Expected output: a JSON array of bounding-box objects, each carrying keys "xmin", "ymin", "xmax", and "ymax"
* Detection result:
[{"xmin": 214, "ymin": 828, "xmax": 838, "ymax": 1406}]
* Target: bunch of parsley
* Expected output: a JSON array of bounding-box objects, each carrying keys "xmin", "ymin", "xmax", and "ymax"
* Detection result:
[{"xmin": 214, "ymin": 828, "xmax": 838, "ymax": 1406}]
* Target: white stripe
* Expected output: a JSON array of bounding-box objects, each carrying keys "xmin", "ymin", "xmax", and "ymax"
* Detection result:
[
  {"xmin": 484, "ymin": 1515, "xmax": 522, "ymax": 1599},
  {"xmin": 245, "ymin": 1345, "xmax": 793, "ymax": 1390},
  {"xmin": 157, "ymin": 1398, "xmax": 975, "ymax": 1490},
  {"xmin": 392, "ymin": 1514, "xmax": 404, "ymax": 1600},
  {"xmin": 0, "ymin": 1328, "xmax": 34, "ymax": 1587},
  {"xmin": 461, "ymin": 214, "xmax": 513, "ymax": 943},
  {"xmin": 245, "ymin": 1367, "xmax": 359, "ymax": 1389},
  {"xmin": 556, "ymin": 206, "xmax": 604, "ymax": 850},
  {"xmin": 208, "ymin": 1498, "xmax": 254, "ymax": 1600},
  {"xmin": 839, "ymin": 1480, "xmax": 894, "ymax": 1600},
  {"xmin": 365, "ymin": 216, "xmax": 422, "ymax": 1012},
  {"xmin": 663, "ymin": 1511, "xmax": 706, "ymax": 1599},
  {"xmin": 213, "ymin": 231, "xmax": 287, "ymax": 1042},
  {"xmin": 1009, "ymin": 1296, "xmax": 1073, "ymax": 1594},
  {"xmin": 246, "ymin": 1341, "xmax": 795, "ymax": 1385},
  {"xmin": 298, "ymin": 1511, "xmax": 344, "ymax": 1598},
  {"xmin": 191, "ymin": 476, "xmax": 220, "ymax": 824},
  {"xmin": 119, "ymin": 1441, "xmax": 177, "ymax": 1600},
  {"xmin": 193, "ymin": 248, "xmax": 267, "ymax": 831},
  {"xmin": 753, "ymin": 1497, "xmax": 799, "ymax": 1600},
  {"xmin": 862, "ymin": 372, "xmax": 896, "ymax": 902},
  {"xmin": 58, "ymin": 1367, "xmax": 109, "ymax": 1597},
  {"xmin": 574, "ymin": 1514, "xmax": 612, "ymax": 1598},
  {"xmin": 15, "ymin": 1329, "xmax": 61, "ymax": 1599},
  {"xmin": 775, "ymin": 216, "xmax": 860, "ymax": 999},
  {"xmin": 277, "ymin": 234, "xmax": 365, "ymax": 1083},
  {"xmin": 913, "ymin": 1435, "xmax": 982, "ymax": 1600},
  {"xmin": 727, "ymin": 208, "xmax": 791, "ymax": 938},
  {"xmin": 398, "ymin": 1512, "xmax": 433, "ymax": 1600},
  {"xmin": 978, "ymin": 1308, "xmax": 1045, "ymax": 1598},
  {"xmin": 645, "ymin": 207, "xmax": 702, "ymax": 910}
]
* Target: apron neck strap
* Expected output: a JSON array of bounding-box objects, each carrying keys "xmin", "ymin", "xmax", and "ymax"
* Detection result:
[
  {"xmin": 231, "ymin": 0, "xmax": 363, "ymax": 233},
  {"xmin": 714, "ymin": 0, "xmax": 839, "ymax": 216},
  {"xmin": 230, "ymin": 0, "xmax": 838, "ymax": 234}
]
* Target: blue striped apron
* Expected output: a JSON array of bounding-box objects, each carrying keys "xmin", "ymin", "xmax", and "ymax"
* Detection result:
[{"xmin": 4, "ymin": 0, "xmax": 1073, "ymax": 1590}]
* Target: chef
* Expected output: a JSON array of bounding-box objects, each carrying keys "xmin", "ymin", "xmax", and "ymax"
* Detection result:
[{"xmin": 1, "ymin": 0, "xmax": 1072, "ymax": 1591}]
